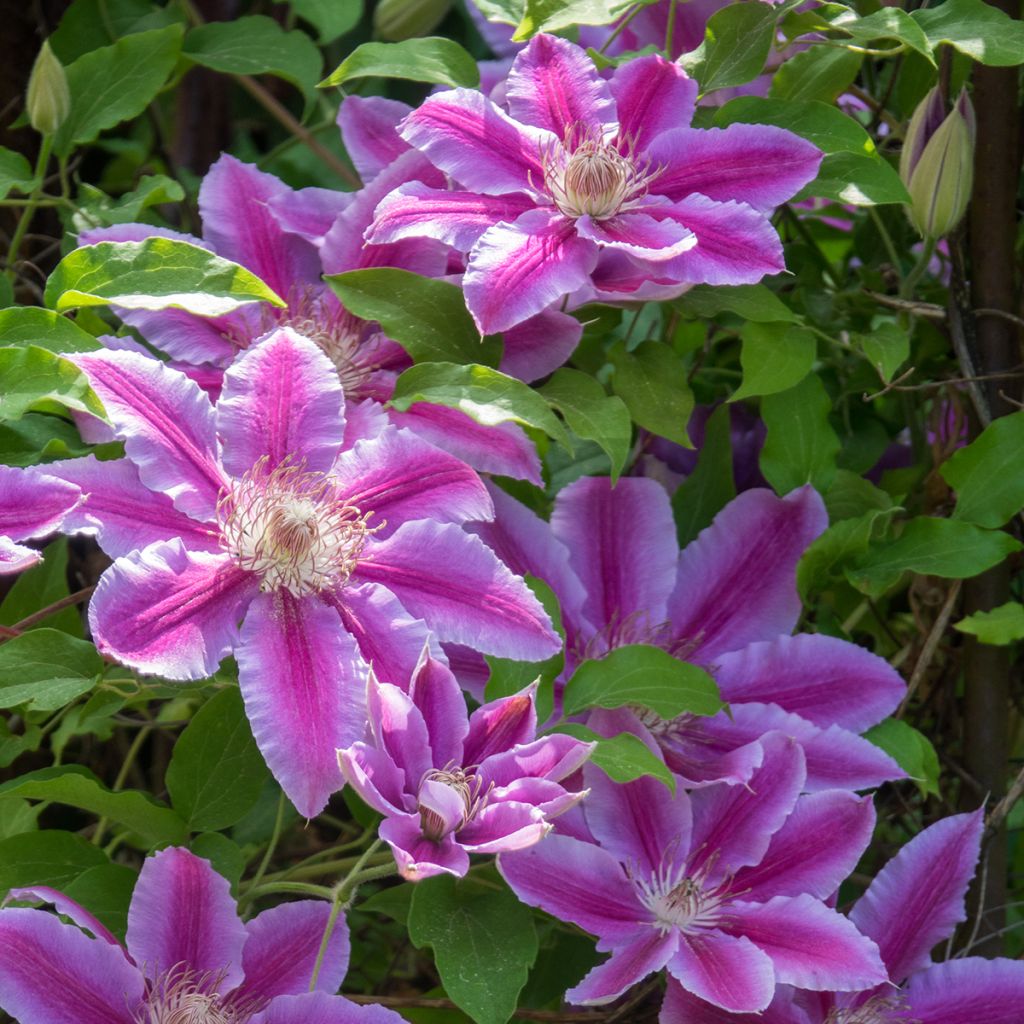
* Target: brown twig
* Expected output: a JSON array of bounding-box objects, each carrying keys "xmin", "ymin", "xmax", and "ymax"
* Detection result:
[
  {"xmin": 8, "ymin": 585, "xmax": 95, "ymax": 632},
  {"xmin": 344, "ymin": 996, "xmax": 603, "ymax": 1021},
  {"xmin": 896, "ymin": 580, "xmax": 961, "ymax": 719},
  {"xmin": 985, "ymin": 761, "xmax": 1024, "ymax": 839}
]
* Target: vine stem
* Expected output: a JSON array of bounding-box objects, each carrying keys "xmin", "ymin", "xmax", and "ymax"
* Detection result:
[
  {"xmin": 5, "ymin": 134, "xmax": 54, "ymax": 284},
  {"xmin": 242, "ymin": 790, "xmax": 288, "ymax": 903},
  {"xmin": 9, "ymin": 585, "xmax": 95, "ymax": 633},
  {"xmin": 92, "ymin": 725, "xmax": 153, "ymax": 846},
  {"xmin": 899, "ymin": 236, "xmax": 937, "ymax": 303}
]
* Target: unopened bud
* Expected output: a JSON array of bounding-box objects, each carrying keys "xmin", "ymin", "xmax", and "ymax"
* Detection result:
[
  {"xmin": 900, "ymin": 86, "xmax": 975, "ymax": 240},
  {"xmin": 374, "ymin": 0, "xmax": 452, "ymax": 41},
  {"xmin": 26, "ymin": 40, "xmax": 70, "ymax": 137}
]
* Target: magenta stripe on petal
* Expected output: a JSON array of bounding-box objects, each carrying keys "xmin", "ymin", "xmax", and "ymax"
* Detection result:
[
  {"xmin": 257, "ymin": 991, "xmax": 407, "ymax": 1024},
  {"xmin": 0, "ymin": 464, "xmax": 80, "ymax": 542},
  {"xmin": 668, "ymin": 930, "xmax": 775, "ymax": 1014},
  {"xmin": 568, "ymin": 929, "xmax": 678, "ymax": 1006},
  {"xmin": 610, "ymin": 54, "xmax": 697, "ymax": 152},
  {"xmin": 337, "ymin": 95, "xmax": 414, "ymax": 182},
  {"xmin": 904, "ymin": 957, "xmax": 1024, "ymax": 1024}
]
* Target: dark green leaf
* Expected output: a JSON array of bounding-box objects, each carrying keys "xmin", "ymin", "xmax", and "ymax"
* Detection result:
[
  {"xmin": 913, "ymin": 0, "xmax": 1024, "ymax": 66},
  {"xmin": 675, "ymin": 284, "xmax": 800, "ymax": 324},
  {"xmin": 855, "ymin": 322, "xmax": 910, "ymax": 383},
  {"xmin": 0, "ymin": 830, "xmax": 107, "ymax": 891},
  {"xmin": 0, "ymin": 414, "xmax": 102, "ymax": 468},
  {"xmin": 770, "ymin": 45, "xmax": 862, "ymax": 103},
  {"xmin": 0, "ymin": 147, "xmax": 36, "ymax": 199},
  {"xmin": 682, "ymin": 1, "xmax": 780, "ymax": 93},
  {"xmin": 864, "ymin": 718, "xmax": 940, "ymax": 797},
  {"xmin": 759, "ymin": 374, "xmax": 840, "ymax": 493},
  {"xmin": 0, "ymin": 628, "xmax": 103, "ymax": 710},
  {"xmin": 672, "ymin": 404, "xmax": 736, "ymax": 548},
  {"xmin": 190, "ymin": 833, "xmax": 246, "ymax": 893},
  {"xmin": 610, "ymin": 341, "xmax": 694, "ymax": 447},
  {"xmin": 276, "ymin": 0, "xmax": 364, "ymax": 42},
  {"xmin": 800, "ymin": 152, "xmax": 910, "ymax": 206},
  {"xmin": 732, "ymin": 322, "xmax": 816, "ymax": 400},
  {"xmin": 51, "ymin": 0, "xmax": 183, "ymax": 63},
  {"xmin": 62, "ymin": 863, "xmax": 136, "ymax": 940},
  {"xmin": 556, "ymin": 723, "xmax": 674, "ymax": 792},
  {"xmin": 0, "ymin": 538, "xmax": 82, "ymax": 637},
  {"xmin": 320, "ymin": 38, "xmax": 480, "ymax": 89}
]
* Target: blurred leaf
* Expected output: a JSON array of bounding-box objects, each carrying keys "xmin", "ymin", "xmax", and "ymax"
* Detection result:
[
  {"xmin": 190, "ymin": 833, "xmax": 246, "ymax": 893},
  {"xmin": 275, "ymin": 0, "xmax": 364, "ymax": 42},
  {"xmin": 51, "ymin": 0, "xmax": 183, "ymax": 63},
  {"xmin": 75, "ymin": 174, "xmax": 186, "ymax": 227},
  {"xmin": 864, "ymin": 718, "xmax": 940, "ymax": 797},
  {"xmin": 675, "ymin": 284, "xmax": 800, "ymax": 324},
  {"xmin": 672, "ymin": 404, "xmax": 736, "ymax": 548},
  {"xmin": 610, "ymin": 341, "xmax": 694, "ymax": 447},
  {"xmin": 320, "ymin": 38, "xmax": 480, "ymax": 89},
  {"xmin": 954, "ymin": 601, "xmax": 1024, "ymax": 646},
  {"xmin": 0, "ymin": 307, "xmax": 101, "ymax": 353},
  {"xmin": 0, "ymin": 628, "xmax": 103, "ymax": 710},
  {"xmin": 913, "ymin": 0, "xmax": 1024, "ymax": 66},
  {"xmin": 732, "ymin": 322, "xmax": 816, "ymax": 400},
  {"xmin": 759, "ymin": 374, "xmax": 840, "ymax": 493},
  {"xmin": 0, "ymin": 831, "xmax": 107, "ymax": 891},
  {"xmin": 0, "ymin": 147, "xmax": 36, "ymax": 199},
  {"xmin": 557, "ymin": 723, "xmax": 674, "ymax": 792},
  {"xmin": 0, "ymin": 346, "xmax": 105, "ymax": 421}
]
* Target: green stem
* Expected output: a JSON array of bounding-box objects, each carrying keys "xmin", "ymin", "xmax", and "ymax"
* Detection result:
[
  {"xmin": 598, "ymin": 4, "xmax": 645, "ymax": 54},
  {"xmin": 867, "ymin": 207, "xmax": 903, "ymax": 280},
  {"xmin": 900, "ymin": 236, "xmax": 937, "ymax": 302},
  {"xmin": 244, "ymin": 790, "xmax": 287, "ymax": 899},
  {"xmin": 5, "ymin": 135, "xmax": 54, "ymax": 284},
  {"xmin": 251, "ymin": 850, "xmax": 393, "ymax": 887},
  {"xmin": 93, "ymin": 725, "xmax": 152, "ymax": 846},
  {"xmin": 665, "ymin": 0, "xmax": 678, "ymax": 57},
  {"xmin": 245, "ymin": 881, "xmax": 334, "ymax": 902}
]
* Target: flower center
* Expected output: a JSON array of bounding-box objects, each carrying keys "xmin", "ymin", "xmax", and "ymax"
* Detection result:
[
  {"xmin": 824, "ymin": 996, "xmax": 918, "ymax": 1024},
  {"xmin": 219, "ymin": 456, "xmax": 381, "ymax": 596},
  {"xmin": 418, "ymin": 765, "xmax": 489, "ymax": 842},
  {"xmin": 282, "ymin": 304, "xmax": 379, "ymax": 399},
  {"xmin": 634, "ymin": 857, "xmax": 734, "ymax": 935},
  {"xmin": 138, "ymin": 968, "xmax": 264, "ymax": 1024}
]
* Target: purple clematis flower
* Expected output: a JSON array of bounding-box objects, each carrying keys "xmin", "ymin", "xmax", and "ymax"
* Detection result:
[
  {"xmin": 367, "ymin": 33, "xmax": 822, "ymax": 333},
  {"xmin": 473, "ymin": 476, "xmax": 906, "ymax": 792},
  {"xmin": 50, "ymin": 328, "xmax": 559, "ymax": 817},
  {"xmin": 500, "ymin": 733, "xmax": 886, "ymax": 1012},
  {"xmin": 0, "ymin": 464, "xmax": 81, "ymax": 574},
  {"xmin": 0, "ymin": 846, "xmax": 402, "ymax": 1024},
  {"xmin": 339, "ymin": 645, "xmax": 592, "ymax": 880},
  {"xmin": 660, "ymin": 808, "xmax": 1024, "ymax": 1024}
]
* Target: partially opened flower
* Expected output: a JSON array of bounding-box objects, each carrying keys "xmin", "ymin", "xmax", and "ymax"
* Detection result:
[
  {"xmin": 500, "ymin": 734, "xmax": 886, "ymax": 1012},
  {"xmin": 0, "ymin": 846, "xmax": 403, "ymax": 1024},
  {"xmin": 0, "ymin": 464, "xmax": 80, "ymax": 574},
  {"xmin": 661, "ymin": 808, "xmax": 1024, "ymax": 1024},
  {"xmin": 50, "ymin": 328, "xmax": 559, "ymax": 817},
  {"xmin": 368, "ymin": 33, "xmax": 821, "ymax": 333},
  {"xmin": 473, "ymin": 477, "xmax": 906, "ymax": 791},
  {"xmin": 339, "ymin": 646, "xmax": 592, "ymax": 880}
]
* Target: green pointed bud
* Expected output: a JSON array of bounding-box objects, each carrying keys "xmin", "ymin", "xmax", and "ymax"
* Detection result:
[
  {"xmin": 26, "ymin": 39, "xmax": 71, "ymax": 137},
  {"xmin": 900, "ymin": 86, "xmax": 976, "ymax": 240},
  {"xmin": 374, "ymin": 0, "xmax": 452, "ymax": 41}
]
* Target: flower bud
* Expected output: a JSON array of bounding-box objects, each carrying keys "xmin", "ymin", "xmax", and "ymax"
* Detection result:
[
  {"xmin": 374, "ymin": 0, "xmax": 451, "ymax": 41},
  {"xmin": 899, "ymin": 86, "xmax": 976, "ymax": 240},
  {"xmin": 26, "ymin": 40, "xmax": 70, "ymax": 137}
]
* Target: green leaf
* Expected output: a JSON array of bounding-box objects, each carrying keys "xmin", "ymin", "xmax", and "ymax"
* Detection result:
[
  {"xmin": 0, "ymin": 345, "xmax": 105, "ymax": 422},
  {"xmin": 0, "ymin": 799, "xmax": 40, "ymax": 840},
  {"xmin": 759, "ymin": 374, "xmax": 840, "ymax": 493},
  {"xmin": 275, "ymin": 0, "xmax": 364, "ymax": 42},
  {"xmin": 184, "ymin": 16, "xmax": 323, "ymax": 114},
  {"xmin": 55, "ymin": 26, "xmax": 184, "ymax": 154},
  {"xmin": 672, "ymin": 404, "xmax": 736, "ymax": 548},
  {"xmin": 0, "ymin": 629, "xmax": 103, "ymax": 711},
  {"xmin": 0, "ymin": 766, "xmax": 187, "ymax": 845},
  {"xmin": 166, "ymin": 689, "xmax": 269, "ymax": 831},
  {"xmin": 854, "ymin": 322, "xmax": 909, "ymax": 383},
  {"xmin": 0, "ymin": 307, "xmax": 101, "ymax": 353},
  {"xmin": 556, "ymin": 723, "xmax": 674, "ymax": 792},
  {"xmin": 0, "ymin": 831, "xmax": 107, "ymax": 892},
  {"xmin": 320, "ymin": 38, "xmax": 480, "ymax": 89},
  {"xmin": 823, "ymin": 469, "xmax": 894, "ymax": 521},
  {"xmin": 391, "ymin": 362, "xmax": 571, "ymax": 449},
  {"xmin": 864, "ymin": 718, "xmax": 940, "ymax": 797},
  {"xmin": 830, "ymin": 7, "xmax": 935, "ymax": 63},
  {"xmin": 51, "ymin": 0, "xmax": 183, "ymax": 63},
  {"xmin": 847, "ymin": 517, "xmax": 1022, "ymax": 597},
  {"xmin": 801, "ymin": 151, "xmax": 910, "ymax": 206},
  {"xmin": 770, "ymin": 45, "xmax": 862, "ymax": 103},
  {"xmin": 474, "ymin": 0, "xmax": 523, "ymax": 24},
  {"xmin": 954, "ymin": 601, "xmax": 1024, "ymax": 646},
  {"xmin": 942, "ymin": 410, "xmax": 1024, "ymax": 528},
  {"xmin": 675, "ymin": 283, "xmax": 800, "ymax": 323},
  {"xmin": 540, "ymin": 369, "xmax": 631, "ymax": 483},
  {"xmin": 0, "ymin": 539, "xmax": 82, "ymax": 637},
  {"xmin": 409, "ymin": 874, "xmax": 538, "ymax": 1024},
  {"xmin": 732, "ymin": 322, "xmax": 816, "ymax": 401},
  {"xmin": 0, "ymin": 147, "xmax": 36, "ymax": 199},
  {"xmin": 913, "ymin": 0, "xmax": 1024, "ymax": 66},
  {"xmin": 62, "ymin": 863, "xmax": 136, "ymax": 941},
  {"xmin": 76, "ymin": 174, "xmax": 186, "ymax": 227},
  {"xmin": 190, "ymin": 833, "xmax": 246, "ymax": 893},
  {"xmin": 610, "ymin": 341, "xmax": 694, "ymax": 447},
  {"xmin": 563, "ymin": 644, "xmax": 723, "ymax": 720},
  {"xmin": 326, "ymin": 269, "xmax": 499, "ymax": 366},
  {"xmin": 514, "ymin": 0, "xmax": 646, "ymax": 38},
  {"xmin": 45, "ymin": 238, "xmax": 285, "ymax": 316},
  {"xmin": 681, "ymin": 1, "xmax": 781, "ymax": 93},
  {"xmin": 0, "ymin": 414, "xmax": 104, "ymax": 468}
]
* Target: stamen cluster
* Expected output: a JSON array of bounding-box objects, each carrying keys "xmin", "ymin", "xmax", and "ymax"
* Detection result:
[
  {"xmin": 418, "ymin": 763, "xmax": 490, "ymax": 841},
  {"xmin": 634, "ymin": 855, "xmax": 735, "ymax": 935},
  {"xmin": 136, "ymin": 967, "xmax": 264, "ymax": 1024}
]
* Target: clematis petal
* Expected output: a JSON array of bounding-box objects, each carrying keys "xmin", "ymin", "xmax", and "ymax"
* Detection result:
[
  {"xmin": 4, "ymin": 887, "xmax": 119, "ymax": 947},
  {"xmin": 610, "ymin": 54, "xmax": 698, "ymax": 151},
  {"xmin": 331, "ymin": 426, "xmax": 492, "ymax": 538},
  {"xmin": 902, "ymin": 957, "xmax": 1024, "ymax": 1024},
  {"xmin": 256, "ymin": 991, "xmax": 406, "ymax": 1024},
  {"xmin": 73, "ymin": 349, "xmax": 227, "ymax": 522},
  {"xmin": 647, "ymin": 125, "xmax": 822, "ymax": 212},
  {"xmin": 726, "ymin": 895, "xmax": 886, "ymax": 991},
  {"xmin": 199, "ymin": 154, "xmax": 321, "ymax": 301},
  {"xmin": 0, "ymin": 908, "xmax": 141, "ymax": 1024},
  {"xmin": 354, "ymin": 520, "xmax": 560, "ymax": 661},
  {"xmin": 568, "ymin": 929, "xmax": 678, "ymax": 1006},
  {"xmin": 500, "ymin": 308, "xmax": 583, "ymax": 382},
  {"xmin": 126, "ymin": 847, "xmax": 248, "ymax": 989},
  {"xmin": 0, "ymin": 538, "xmax": 43, "ymax": 574},
  {"xmin": 379, "ymin": 813, "xmax": 470, "ymax": 881},
  {"xmin": 234, "ymin": 901, "xmax": 349, "ymax": 1001},
  {"xmin": 457, "ymin": 801, "xmax": 549, "ymax": 853},
  {"xmin": 465, "ymin": 209, "xmax": 599, "ymax": 334},
  {"xmin": 714, "ymin": 633, "xmax": 905, "ymax": 732},
  {"xmin": 500, "ymin": 833, "xmax": 646, "ymax": 940},
  {"xmin": 365, "ymin": 679, "xmax": 433, "ymax": 783},
  {"xmin": 399, "ymin": 88, "xmax": 551, "ymax": 196},
  {"xmin": 479, "ymin": 733, "xmax": 594, "ymax": 789},
  {"xmin": 117, "ymin": 307, "xmax": 243, "ymax": 366},
  {"xmin": 216, "ymin": 327, "xmax": 345, "ymax": 477},
  {"xmin": 849, "ymin": 809, "xmax": 984, "ymax": 984},
  {"xmin": 337, "ymin": 741, "xmax": 409, "ymax": 816},
  {"xmin": 732, "ymin": 791, "xmax": 875, "ymax": 901},
  {"xmin": 668, "ymin": 486, "xmax": 827, "ymax": 663},
  {"xmin": 89, "ymin": 540, "xmax": 256, "ymax": 680},
  {"xmin": 267, "ymin": 186, "xmax": 352, "ymax": 246},
  {"xmin": 236, "ymin": 591, "xmax": 367, "ymax": 818},
  {"xmin": 463, "ymin": 686, "xmax": 537, "ymax": 765},
  {"xmin": 552, "ymin": 475, "xmax": 678, "ymax": 634},
  {"xmin": 576, "ymin": 210, "xmax": 696, "ymax": 262},
  {"xmin": 659, "ymin": 979, "xmax": 813, "ymax": 1024},
  {"xmin": 337, "ymin": 95, "xmax": 414, "ymax": 182},
  {"xmin": 407, "ymin": 648, "xmax": 469, "ymax": 768},
  {"xmin": 506, "ymin": 33, "xmax": 614, "ymax": 137},
  {"xmin": 48, "ymin": 456, "xmax": 221, "ymax": 558},
  {"xmin": 668, "ymin": 931, "xmax": 775, "ymax": 1014},
  {"xmin": 0, "ymin": 465, "xmax": 80, "ymax": 542}
]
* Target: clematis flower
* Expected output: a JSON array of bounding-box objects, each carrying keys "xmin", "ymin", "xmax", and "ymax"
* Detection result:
[
  {"xmin": 339, "ymin": 646, "xmax": 592, "ymax": 880},
  {"xmin": 500, "ymin": 733, "xmax": 886, "ymax": 1011},
  {"xmin": 0, "ymin": 846, "xmax": 403, "ymax": 1024},
  {"xmin": 0, "ymin": 464, "xmax": 81, "ymax": 574},
  {"xmin": 49, "ymin": 328, "xmax": 559, "ymax": 817},
  {"xmin": 473, "ymin": 477, "xmax": 906, "ymax": 792},
  {"xmin": 368, "ymin": 33, "xmax": 822, "ymax": 333},
  {"xmin": 661, "ymin": 808, "xmax": 1024, "ymax": 1023}
]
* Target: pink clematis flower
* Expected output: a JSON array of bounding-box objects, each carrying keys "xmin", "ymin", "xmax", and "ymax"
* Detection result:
[
  {"xmin": 339, "ymin": 646, "xmax": 592, "ymax": 880},
  {"xmin": 472, "ymin": 477, "xmax": 906, "ymax": 792},
  {"xmin": 368, "ymin": 33, "xmax": 822, "ymax": 333},
  {"xmin": 49, "ymin": 328, "xmax": 559, "ymax": 817},
  {"xmin": 661, "ymin": 808, "xmax": 1024, "ymax": 1024},
  {"xmin": 0, "ymin": 464, "xmax": 81, "ymax": 574},
  {"xmin": 0, "ymin": 846, "xmax": 403, "ymax": 1024},
  {"xmin": 500, "ymin": 734, "xmax": 886, "ymax": 1012}
]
